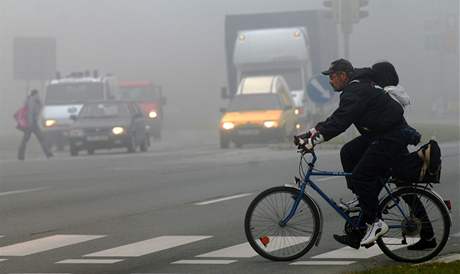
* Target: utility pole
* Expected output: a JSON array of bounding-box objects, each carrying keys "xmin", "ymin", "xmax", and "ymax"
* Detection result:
[{"xmin": 323, "ymin": 0, "xmax": 369, "ymax": 59}]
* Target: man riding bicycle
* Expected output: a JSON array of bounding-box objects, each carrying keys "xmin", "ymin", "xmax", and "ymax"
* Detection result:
[{"xmin": 297, "ymin": 59, "xmax": 408, "ymax": 249}]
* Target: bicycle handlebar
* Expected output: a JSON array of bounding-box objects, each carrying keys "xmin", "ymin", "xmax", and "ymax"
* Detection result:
[{"xmin": 293, "ymin": 135, "xmax": 318, "ymax": 166}]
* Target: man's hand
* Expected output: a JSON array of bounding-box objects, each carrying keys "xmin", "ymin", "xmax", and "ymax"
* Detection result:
[{"xmin": 294, "ymin": 128, "xmax": 324, "ymax": 150}]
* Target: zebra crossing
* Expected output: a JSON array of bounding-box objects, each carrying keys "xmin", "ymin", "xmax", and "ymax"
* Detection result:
[
  {"xmin": 0, "ymin": 233, "xmax": 397, "ymax": 268},
  {"xmin": 0, "ymin": 235, "xmax": 105, "ymax": 256}
]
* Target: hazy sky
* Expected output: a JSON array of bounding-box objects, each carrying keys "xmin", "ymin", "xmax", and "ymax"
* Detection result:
[{"xmin": 0, "ymin": 0, "xmax": 458, "ymax": 131}]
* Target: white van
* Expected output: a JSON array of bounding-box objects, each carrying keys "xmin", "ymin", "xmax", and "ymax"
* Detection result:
[{"xmin": 41, "ymin": 72, "xmax": 118, "ymax": 149}]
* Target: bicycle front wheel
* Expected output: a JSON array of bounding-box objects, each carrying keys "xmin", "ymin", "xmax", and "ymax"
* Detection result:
[
  {"xmin": 377, "ymin": 187, "xmax": 451, "ymax": 263},
  {"xmin": 244, "ymin": 186, "xmax": 320, "ymax": 261}
]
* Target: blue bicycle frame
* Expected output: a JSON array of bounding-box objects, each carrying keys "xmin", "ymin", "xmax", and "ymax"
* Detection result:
[{"xmin": 280, "ymin": 151, "xmax": 408, "ymax": 230}]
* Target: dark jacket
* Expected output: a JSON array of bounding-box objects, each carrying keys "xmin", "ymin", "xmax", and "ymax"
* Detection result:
[
  {"xmin": 26, "ymin": 94, "xmax": 42, "ymax": 127},
  {"xmin": 316, "ymin": 68, "xmax": 405, "ymax": 141}
]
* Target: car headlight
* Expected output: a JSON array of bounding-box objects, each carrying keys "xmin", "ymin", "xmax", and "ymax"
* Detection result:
[
  {"xmin": 148, "ymin": 111, "xmax": 158, "ymax": 119},
  {"xmin": 112, "ymin": 127, "xmax": 125, "ymax": 135},
  {"xmin": 45, "ymin": 119, "xmax": 57, "ymax": 127},
  {"xmin": 294, "ymin": 108, "xmax": 300, "ymax": 115},
  {"xmin": 222, "ymin": 122, "xmax": 235, "ymax": 130},
  {"xmin": 263, "ymin": 121, "xmax": 278, "ymax": 128},
  {"xmin": 69, "ymin": 129, "xmax": 84, "ymax": 137},
  {"xmin": 296, "ymin": 123, "xmax": 301, "ymax": 129}
]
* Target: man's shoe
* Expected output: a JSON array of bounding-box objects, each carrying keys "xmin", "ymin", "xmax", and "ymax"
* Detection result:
[
  {"xmin": 360, "ymin": 219, "xmax": 389, "ymax": 246},
  {"xmin": 333, "ymin": 234, "xmax": 361, "ymax": 249},
  {"xmin": 407, "ymin": 238, "xmax": 437, "ymax": 250},
  {"xmin": 338, "ymin": 196, "xmax": 360, "ymax": 212}
]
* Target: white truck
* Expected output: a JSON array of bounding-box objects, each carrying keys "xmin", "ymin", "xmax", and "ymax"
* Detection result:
[
  {"xmin": 233, "ymin": 27, "xmax": 312, "ymax": 113},
  {"xmin": 41, "ymin": 72, "xmax": 118, "ymax": 150},
  {"xmin": 222, "ymin": 10, "xmax": 339, "ymax": 128}
]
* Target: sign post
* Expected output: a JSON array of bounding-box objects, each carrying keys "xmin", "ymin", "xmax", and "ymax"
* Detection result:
[
  {"xmin": 307, "ymin": 74, "xmax": 336, "ymax": 105},
  {"xmin": 13, "ymin": 37, "xmax": 57, "ymax": 94}
]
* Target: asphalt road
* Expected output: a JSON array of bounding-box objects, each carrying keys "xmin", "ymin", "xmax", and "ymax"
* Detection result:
[{"xmin": 0, "ymin": 131, "xmax": 459, "ymax": 274}]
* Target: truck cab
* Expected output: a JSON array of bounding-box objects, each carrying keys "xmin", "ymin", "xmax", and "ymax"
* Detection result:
[
  {"xmin": 118, "ymin": 81, "xmax": 166, "ymax": 141},
  {"xmin": 41, "ymin": 72, "xmax": 118, "ymax": 150}
]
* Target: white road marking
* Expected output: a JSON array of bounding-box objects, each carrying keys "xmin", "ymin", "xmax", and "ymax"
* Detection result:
[
  {"xmin": 197, "ymin": 243, "xmax": 257, "ymax": 258},
  {"xmin": 290, "ymin": 260, "xmax": 356, "ymax": 266},
  {"xmin": 84, "ymin": 236, "xmax": 212, "ymax": 257},
  {"xmin": 316, "ymin": 176, "xmax": 342, "ymax": 182},
  {"xmin": 172, "ymin": 259, "xmax": 237, "ymax": 265},
  {"xmin": 0, "ymin": 235, "xmax": 105, "ymax": 256},
  {"xmin": 195, "ymin": 193, "xmax": 253, "ymax": 206},
  {"xmin": 312, "ymin": 238, "xmax": 413, "ymax": 259},
  {"xmin": 0, "ymin": 187, "xmax": 48, "ymax": 197},
  {"xmin": 0, "ymin": 259, "xmax": 7, "ymax": 262},
  {"xmin": 429, "ymin": 254, "xmax": 460, "ymax": 264},
  {"xmin": 57, "ymin": 259, "xmax": 123, "ymax": 264},
  {"xmin": 452, "ymin": 232, "xmax": 460, "ymax": 237},
  {"xmin": 197, "ymin": 237, "xmax": 310, "ymax": 258}
]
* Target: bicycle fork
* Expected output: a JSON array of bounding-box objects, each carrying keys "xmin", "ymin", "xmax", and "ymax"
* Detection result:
[{"xmin": 279, "ymin": 177, "xmax": 306, "ymax": 227}]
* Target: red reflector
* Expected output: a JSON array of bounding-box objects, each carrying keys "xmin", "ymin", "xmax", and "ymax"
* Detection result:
[
  {"xmin": 444, "ymin": 200, "xmax": 452, "ymax": 210},
  {"xmin": 259, "ymin": 236, "xmax": 270, "ymax": 247}
]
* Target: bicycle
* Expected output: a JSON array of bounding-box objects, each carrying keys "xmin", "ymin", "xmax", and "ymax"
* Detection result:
[{"xmin": 244, "ymin": 144, "xmax": 451, "ymax": 263}]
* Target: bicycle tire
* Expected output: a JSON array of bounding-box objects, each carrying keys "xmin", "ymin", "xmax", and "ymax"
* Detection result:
[
  {"xmin": 377, "ymin": 187, "xmax": 450, "ymax": 263},
  {"xmin": 244, "ymin": 186, "xmax": 321, "ymax": 261}
]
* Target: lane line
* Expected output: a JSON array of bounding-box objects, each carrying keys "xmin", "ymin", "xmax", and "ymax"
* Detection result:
[
  {"xmin": 172, "ymin": 259, "xmax": 237, "ymax": 265},
  {"xmin": 84, "ymin": 236, "xmax": 212, "ymax": 257},
  {"xmin": 0, "ymin": 187, "xmax": 48, "ymax": 197},
  {"xmin": 290, "ymin": 260, "xmax": 356, "ymax": 266},
  {"xmin": 197, "ymin": 237, "xmax": 310, "ymax": 258},
  {"xmin": 195, "ymin": 193, "xmax": 253, "ymax": 206},
  {"xmin": 0, "ymin": 235, "xmax": 105, "ymax": 256},
  {"xmin": 0, "ymin": 259, "xmax": 7, "ymax": 262},
  {"xmin": 57, "ymin": 259, "xmax": 123, "ymax": 264}
]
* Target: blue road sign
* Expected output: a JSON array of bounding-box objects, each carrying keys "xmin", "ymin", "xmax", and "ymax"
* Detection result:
[{"xmin": 307, "ymin": 75, "xmax": 336, "ymax": 105}]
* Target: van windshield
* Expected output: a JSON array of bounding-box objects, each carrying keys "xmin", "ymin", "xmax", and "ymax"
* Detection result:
[
  {"xmin": 227, "ymin": 94, "xmax": 281, "ymax": 112},
  {"xmin": 45, "ymin": 83, "xmax": 104, "ymax": 105},
  {"xmin": 241, "ymin": 68, "xmax": 302, "ymax": 90}
]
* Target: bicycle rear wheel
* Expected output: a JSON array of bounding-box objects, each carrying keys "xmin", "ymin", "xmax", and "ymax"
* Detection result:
[
  {"xmin": 244, "ymin": 186, "xmax": 320, "ymax": 261},
  {"xmin": 377, "ymin": 187, "xmax": 450, "ymax": 263}
]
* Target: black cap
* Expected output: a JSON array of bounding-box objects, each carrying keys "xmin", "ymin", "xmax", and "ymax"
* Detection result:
[{"xmin": 322, "ymin": 59, "xmax": 354, "ymax": 75}]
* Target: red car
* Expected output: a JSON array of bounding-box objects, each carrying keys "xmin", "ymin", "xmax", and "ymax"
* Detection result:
[{"xmin": 119, "ymin": 81, "xmax": 166, "ymax": 140}]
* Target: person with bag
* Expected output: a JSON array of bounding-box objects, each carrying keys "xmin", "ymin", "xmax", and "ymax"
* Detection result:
[
  {"xmin": 372, "ymin": 61, "xmax": 439, "ymax": 250},
  {"xmin": 17, "ymin": 89, "xmax": 53, "ymax": 160}
]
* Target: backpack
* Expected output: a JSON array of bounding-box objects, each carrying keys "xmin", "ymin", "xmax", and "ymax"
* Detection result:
[
  {"xmin": 392, "ymin": 140, "xmax": 442, "ymax": 184},
  {"xmin": 14, "ymin": 105, "xmax": 29, "ymax": 131}
]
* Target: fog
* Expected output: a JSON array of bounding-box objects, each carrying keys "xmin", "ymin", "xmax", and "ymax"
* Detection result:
[{"xmin": 0, "ymin": 0, "xmax": 458, "ymax": 135}]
